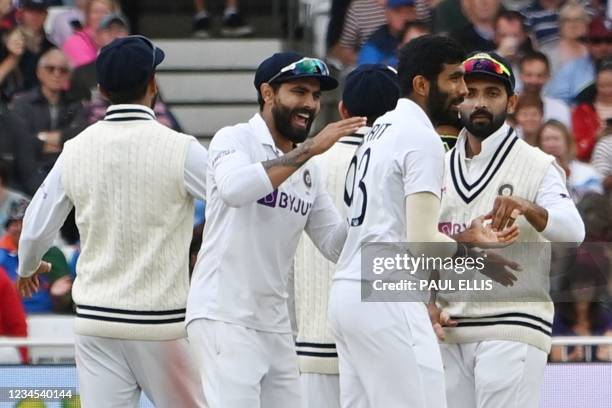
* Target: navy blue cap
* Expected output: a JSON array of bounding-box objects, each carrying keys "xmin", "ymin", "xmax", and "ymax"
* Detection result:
[
  {"xmin": 254, "ymin": 52, "xmax": 338, "ymax": 93},
  {"xmin": 96, "ymin": 35, "xmax": 164, "ymax": 92},
  {"xmin": 20, "ymin": 0, "xmax": 50, "ymax": 9},
  {"xmin": 343, "ymin": 64, "xmax": 400, "ymax": 119},
  {"xmin": 387, "ymin": 0, "xmax": 416, "ymax": 8},
  {"xmin": 464, "ymin": 51, "xmax": 516, "ymax": 95}
]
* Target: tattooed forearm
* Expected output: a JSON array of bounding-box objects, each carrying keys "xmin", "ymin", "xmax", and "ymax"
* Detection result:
[{"xmin": 262, "ymin": 139, "xmax": 314, "ymax": 170}]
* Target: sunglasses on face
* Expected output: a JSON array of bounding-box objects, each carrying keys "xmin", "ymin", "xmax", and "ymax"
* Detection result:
[
  {"xmin": 43, "ymin": 65, "xmax": 70, "ymax": 75},
  {"xmin": 267, "ymin": 57, "xmax": 330, "ymax": 83},
  {"xmin": 463, "ymin": 55, "xmax": 512, "ymax": 78}
]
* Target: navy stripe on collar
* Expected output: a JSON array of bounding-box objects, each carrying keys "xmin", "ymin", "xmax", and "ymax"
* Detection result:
[{"xmin": 104, "ymin": 107, "xmax": 155, "ymax": 121}]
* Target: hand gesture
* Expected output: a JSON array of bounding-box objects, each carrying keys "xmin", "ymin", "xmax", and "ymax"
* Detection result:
[
  {"xmin": 466, "ymin": 215, "xmax": 520, "ymax": 249},
  {"xmin": 479, "ymin": 250, "xmax": 521, "ymax": 287},
  {"xmin": 309, "ymin": 117, "xmax": 366, "ymax": 156},
  {"xmin": 486, "ymin": 195, "xmax": 529, "ymax": 232},
  {"xmin": 427, "ymin": 302, "xmax": 457, "ymax": 341},
  {"xmin": 18, "ymin": 261, "xmax": 52, "ymax": 298}
]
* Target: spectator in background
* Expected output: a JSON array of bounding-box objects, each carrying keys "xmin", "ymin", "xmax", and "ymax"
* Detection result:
[
  {"xmin": 551, "ymin": 193, "xmax": 612, "ymax": 363},
  {"xmin": 331, "ymin": 0, "xmax": 386, "ymax": 66},
  {"xmin": 591, "ymin": 119, "xmax": 612, "ymax": 194},
  {"xmin": 430, "ymin": 0, "xmax": 470, "ymax": 34},
  {"xmin": 192, "ymin": 0, "xmax": 252, "ymax": 38},
  {"xmin": 358, "ymin": 0, "xmax": 417, "ymax": 66},
  {"xmin": 0, "ymin": 160, "xmax": 28, "ymax": 235},
  {"xmin": 514, "ymin": 91, "xmax": 544, "ymax": 145},
  {"xmin": 519, "ymin": 52, "xmax": 572, "ymax": 127},
  {"xmin": 540, "ymin": 1, "xmax": 589, "ymax": 77},
  {"xmin": 0, "ymin": 0, "xmax": 54, "ymax": 100},
  {"xmin": 68, "ymin": 12, "xmax": 129, "ymax": 101},
  {"xmin": 48, "ymin": 0, "xmax": 87, "ymax": 47},
  {"xmin": 536, "ymin": 119, "xmax": 603, "ymax": 202},
  {"xmin": 0, "ymin": 0, "xmax": 17, "ymax": 33},
  {"xmin": 62, "ymin": 0, "xmax": 115, "ymax": 68},
  {"xmin": 0, "ymin": 266, "xmax": 28, "ymax": 363},
  {"xmin": 572, "ymin": 58, "xmax": 612, "ymax": 161},
  {"xmin": 0, "ymin": 199, "xmax": 73, "ymax": 314},
  {"xmin": 547, "ymin": 16, "xmax": 612, "ymax": 104},
  {"xmin": 520, "ymin": 0, "xmax": 564, "ymax": 47},
  {"xmin": 11, "ymin": 48, "xmax": 87, "ymax": 189},
  {"xmin": 401, "ymin": 20, "xmax": 430, "ymax": 45},
  {"xmin": 494, "ymin": 10, "xmax": 534, "ymax": 91},
  {"xmin": 449, "ymin": 0, "xmax": 501, "ymax": 54}
]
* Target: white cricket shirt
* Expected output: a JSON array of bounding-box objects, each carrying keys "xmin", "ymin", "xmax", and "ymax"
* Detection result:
[
  {"xmin": 334, "ymin": 98, "xmax": 445, "ymax": 281},
  {"xmin": 186, "ymin": 114, "xmax": 347, "ymax": 333}
]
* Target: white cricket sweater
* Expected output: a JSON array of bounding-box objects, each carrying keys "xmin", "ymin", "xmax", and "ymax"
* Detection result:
[
  {"xmin": 62, "ymin": 107, "xmax": 195, "ymax": 341},
  {"xmin": 294, "ymin": 131, "xmax": 366, "ymax": 374},
  {"xmin": 438, "ymin": 126, "xmax": 556, "ymax": 353}
]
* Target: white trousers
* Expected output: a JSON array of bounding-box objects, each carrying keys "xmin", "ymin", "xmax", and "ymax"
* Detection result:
[
  {"xmin": 75, "ymin": 334, "xmax": 206, "ymax": 408},
  {"xmin": 301, "ymin": 373, "xmax": 340, "ymax": 408},
  {"xmin": 440, "ymin": 341, "xmax": 548, "ymax": 408},
  {"xmin": 187, "ymin": 318, "xmax": 301, "ymax": 408},
  {"xmin": 328, "ymin": 280, "xmax": 447, "ymax": 408}
]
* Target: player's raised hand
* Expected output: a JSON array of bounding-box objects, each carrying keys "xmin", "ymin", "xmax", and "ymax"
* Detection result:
[
  {"xmin": 18, "ymin": 261, "xmax": 52, "ymax": 298},
  {"xmin": 457, "ymin": 215, "xmax": 520, "ymax": 249},
  {"xmin": 309, "ymin": 117, "xmax": 366, "ymax": 156}
]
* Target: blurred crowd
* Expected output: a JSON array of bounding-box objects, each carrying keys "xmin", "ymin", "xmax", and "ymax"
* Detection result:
[{"xmin": 0, "ymin": 0, "xmax": 611, "ymax": 364}]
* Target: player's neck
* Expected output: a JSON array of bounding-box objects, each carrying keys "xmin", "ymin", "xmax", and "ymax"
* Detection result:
[{"xmin": 465, "ymin": 133, "xmax": 483, "ymax": 158}]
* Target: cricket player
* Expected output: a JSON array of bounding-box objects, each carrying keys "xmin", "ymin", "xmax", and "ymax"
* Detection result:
[
  {"xmin": 436, "ymin": 51, "xmax": 585, "ymax": 408},
  {"xmin": 16, "ymin": 36, "xmax": 207, "ymax": 407},
  {"xmin": 293, "ymin": 64, "xmax": 401, "ymax": 408},
  {"xmin": 185, "ymin": 52, "xmax": 366, "ymax": 408},
  {"xmin": 328, "ymin": 35, "xmax": 518, "ymax": 408}
]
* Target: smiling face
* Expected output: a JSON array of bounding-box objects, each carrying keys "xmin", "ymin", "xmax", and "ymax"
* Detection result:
[
  {"xmin": 270, "ymin": 78, "xmax": 322, "ymax": 144},
  {"xmin": 459, "ymin": 75, "xmax": 515, "ymax": 139}
]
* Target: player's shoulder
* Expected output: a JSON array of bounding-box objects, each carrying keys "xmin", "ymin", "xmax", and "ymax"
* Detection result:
[
  {"xmin": 515, "ymin": 137, "xmax": 554, "ymax": 164},
  {"xmin": 209, "ymin": 121, "xmax": 252, "ymax": 150}
]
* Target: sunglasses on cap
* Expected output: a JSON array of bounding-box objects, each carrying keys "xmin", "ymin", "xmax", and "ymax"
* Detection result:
[
  {"xmin": 267, "ymin": 57, "xmax": 330, "ymax": 83},
  {"xmin": 463, "ymin": 54, "xmax": 512, "ymax": 78}
]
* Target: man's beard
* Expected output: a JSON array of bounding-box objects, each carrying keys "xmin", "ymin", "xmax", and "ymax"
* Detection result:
[
  {"xmin": 460, "ymin": 107, "xmax": 507, "ymax": 140},
  {"xmin": 427, "ymin": 80, "xmax": 464, "ymax": 127},
  {"xmin": 272, "ymin": 102, "xmax": 315, "ymax": 144}
]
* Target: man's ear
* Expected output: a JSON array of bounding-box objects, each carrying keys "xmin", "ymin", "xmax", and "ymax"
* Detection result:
[
  {"xmin": 506, "ymin": 94, "xmax": 519, "ymax": 115},
  {"xmin": 412, "ymin": 75, "xmax": 430, "ymax": 98},
  {"xmin": 338, "ymin": 100, "xmax": 351, "ymax": 120},
  {"xmin": 260, "ymin": 83, "xmax": 276, "ymax": 106}
]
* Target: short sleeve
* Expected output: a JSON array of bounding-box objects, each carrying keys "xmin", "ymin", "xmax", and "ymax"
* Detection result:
[{"xmin": 395, "ymin": 132, "xmax": 445, "ymax": 199}]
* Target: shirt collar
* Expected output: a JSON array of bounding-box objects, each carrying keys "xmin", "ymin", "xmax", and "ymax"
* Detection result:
[
  {"xmin": 249, "ymin": 113, "xmax": 282, "ymax": 154},
  {"xmin": 396, "ymin": 98, "xmax": 435, "ymax": 130},
  {"xmin": 457, "ymin": 122, "xmax": 513, "ymax": 159},
  {"xmin": 339, "ymin": 126, "xmax": 370, "ymax": 145},
  {"xmin": 104, "ymin": 104, "xmax": 156, "ymax": 121}
]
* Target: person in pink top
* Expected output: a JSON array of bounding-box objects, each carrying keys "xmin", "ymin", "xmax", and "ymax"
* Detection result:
[{"xmin": 62, "ymin": 0, "xmax": 116, "ymax": 68}]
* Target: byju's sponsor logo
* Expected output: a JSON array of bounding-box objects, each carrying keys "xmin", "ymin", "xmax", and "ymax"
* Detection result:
[
  {"xmin": 438, "ymin": 222, "xmax": 468, "ymax": 236},
  {"xmin": 257, "ymin": 190, "xmax": 313, "ymax": 216},
  {"xmin": 257, "ymin": 190, "xmax": 279, "ymax": 207}
]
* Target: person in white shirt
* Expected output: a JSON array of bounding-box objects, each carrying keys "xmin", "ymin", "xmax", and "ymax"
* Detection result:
[
  {"xmin": 185, "ymin": 52, "xmax": 366, "ymax": 408},
  {"xmin": 293, "ymin": 63, "xmax": 401, "ymax": 408},
  {"xmin": 435, "ymin": 51, "xmax": 585, "ymax": 408},
  {"xmin": 328, "ymin": 36, "xmax": 520, "ymax": 408},
  {"xmin": 16, "ymin": 36, "xmax": 208, "ymax": 408}
]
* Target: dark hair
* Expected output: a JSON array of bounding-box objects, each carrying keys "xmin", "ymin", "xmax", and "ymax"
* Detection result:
[
  {"xmin": 402, "ymin": 21, "xmax": 431, "ymax": 38},
  {"xmin": 257, "ymin": 82, "xmax": 281, "ymax": 111},
  {"xmin": 495, "ymin": 10, "xmax": 527, "ymax": 31},
  {"xmin": 397, "ymin": 35, "xmax": 466, "ymax": 97},
  {"xmin": 519, "ymin": 51, "xmax": 550, "ymax": 73},
  {"xmin": 103, "ymin": 74, "xmax": 152, "ymax": 105}
]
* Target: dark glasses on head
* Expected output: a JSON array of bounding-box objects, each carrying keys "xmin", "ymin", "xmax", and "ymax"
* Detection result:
[
  {"xmin": 268, "ymin": 57, "xmax": 330, "ymax": 83},
  {"xmin": 43, "ymin": 65, "xmax": 70, "ymax": 75},
  {"xmin": 463, "ymin": 55, "xmax": 511, "ymax": 77}
]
